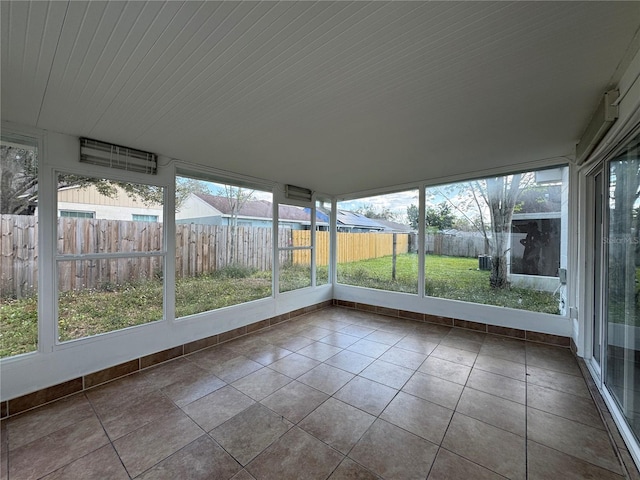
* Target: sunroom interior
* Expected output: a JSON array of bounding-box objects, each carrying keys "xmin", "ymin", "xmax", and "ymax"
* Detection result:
[{"xmin": 1, "ymin": 1, "xmax": 640, "ymax": 478}]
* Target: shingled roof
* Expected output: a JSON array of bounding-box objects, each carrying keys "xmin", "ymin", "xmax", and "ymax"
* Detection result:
[{"xmin": 195, "ymin": 193, "xmax": 314, "ymax": 222}]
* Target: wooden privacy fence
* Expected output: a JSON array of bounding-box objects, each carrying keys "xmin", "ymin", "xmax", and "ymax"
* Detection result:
[
  {"xmin": 425, "ymin": 233, "xmax": 487, "ymax": 258},
  {"xmin": 3, "ymin": 214, "xmax": 416, "ymax": 297},
  {"xmin": 336, "ymin": 232, "xmax": 409, "ymax": 264}
]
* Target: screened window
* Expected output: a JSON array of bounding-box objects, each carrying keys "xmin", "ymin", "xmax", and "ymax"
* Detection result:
[
  {"xmin": 0, "ymin": 134, "xmax": 39, "ymax": 358},
  {"xmin": 423, "ymin": 166, "xmax": 567, "ymax": 314},
  {"xmin": 174, "ymin": 174, "xmax": 273, "ymax": 317},
  {"xmin": 337, "ymin": 190, "xmax": 418, "ymax": 294},
  {"xmin": 56, "ymin": 174, "xmax": 165, "ymax": 341}
]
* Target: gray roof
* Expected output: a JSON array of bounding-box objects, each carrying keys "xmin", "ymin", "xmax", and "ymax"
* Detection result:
[{"xmin": 196, "ymin": 193, "xmax": 313, "ymax": 222}]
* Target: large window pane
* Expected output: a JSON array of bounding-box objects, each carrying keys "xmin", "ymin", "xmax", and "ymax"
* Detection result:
[
  {"xmin": 0, "ymin": 136, "xmax": 38, "ymax": 358},
  {"xmin": 175, "ymin": 176, "xmax": 272, "ymax": 316},
  {"xmin": 56, "ymin": 174, "xmax": 165, "ymax": 341},
  {"xmin": 58, "ymin": 257, "xmax": 164, "ymax": 341},
  {"xmin": 337, "ymin": 190, "xmax": 418, "ymax": 294},
  {"xmin": 424, "ymin": 167, "xmax": 566, "ymax": 314},
  {"xmin": 316, "ymin": 199, "xmax": 331, "ymax": 285},
  {"xmin": 279, "ymin": 203, "xmax": 312, "ymax": 293},
  {"xmin": 606, "ymin": 134, "xmax": 640, "ymax": 439}
]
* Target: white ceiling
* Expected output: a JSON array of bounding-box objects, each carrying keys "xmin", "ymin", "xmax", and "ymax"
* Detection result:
[{"xmin": 2, "ymin": 1, "xmax": 639, "ymax": 196}]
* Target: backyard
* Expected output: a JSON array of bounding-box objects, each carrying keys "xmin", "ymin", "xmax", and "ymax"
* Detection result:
[{"xmin": 0, "ymin": 254, "xmax": 559, "ymax": 358}]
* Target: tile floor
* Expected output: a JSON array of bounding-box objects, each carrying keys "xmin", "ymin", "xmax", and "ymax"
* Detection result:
[{"xmin": 0, "ymin": 307, "xmax": 629, "ymax": 479}]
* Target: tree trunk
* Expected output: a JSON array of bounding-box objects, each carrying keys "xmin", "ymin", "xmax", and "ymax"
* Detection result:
[{"xmin": 486, "ymin": 174, "xmax": 522, "ymax": 289}]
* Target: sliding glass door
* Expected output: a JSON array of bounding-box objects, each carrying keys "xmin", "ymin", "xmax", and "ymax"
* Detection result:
[{"xmin": 605, "ymin": 132, "xmax": 640, "ymax": 438}]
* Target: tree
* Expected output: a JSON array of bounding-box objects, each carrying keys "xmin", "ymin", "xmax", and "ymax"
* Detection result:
[
  {"xmin": 482, "ymin": 174, "xmax": 524, "ymax": 288},
  {"xmin": 1, "ymin": 144, "xmax": 202, "ymax": 214},
  {"xmin": 217, "ymin": 185, "xmax": 255, "ymax": 264},
  {"xmin": 1, "ymin": 145, "xmax": 37, "ymax": 214},
  {"xmin": 355, "ymin": 203, "xmax": 396, "ymax": 221},
  {"xmin": 425, "ymin": 202, "xmax": 455, "ymax": 231},
  {"xmin": 407, "ymin": 204, "xmax": 419, "ymax": 230}
]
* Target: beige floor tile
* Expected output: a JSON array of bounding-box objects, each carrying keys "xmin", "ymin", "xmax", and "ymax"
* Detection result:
[
  {"xmin": 466, "ymin": 369, "xmax": 526, "ymax": 404},
  {"xmin": 271, "ymin": 334, "xmax": 315, "ymax": 352},
  {"xmin": 419, "ymin": 356, "xmax": 471, "ymax": 385},
  {"xmin": 210, "ymin": 404, "xmax": 292, "ymax": 466},
  {"xmin": 319, "ymin": 332, "xmax": 361, "ymax": 348},
  {"xmin": 297, "ymin": 342, "xmax": 344, "ymax": 362},
  {"xmin": 473, "ymin": 354, "xmax": 526, "ymax": 381},
  {"xmin": 527, "ymin": 440, "xmax": 624, "ymax": 480},
  {"xmin": 9, "ymin": 416, "xmax": 109, "ymax": 480},
  {"xmin": 431, "ymin": 344, "xmax": 477, "ymax": 366},
  {"xmin": 298, "ymin": 364, "xmax": 354, "ymax": 395},
  {"xmin": 402, "ymin": 371, "xmax": 463, "ymax": 409},
  {"xmin": 99, "ymin": 390, "xmax": 177, "ymax": 440},
  {"xmin": 527, "ymin": 383, "xmax": 604, "ymax": 429},
  {"xmin": 378, "ymin": 346, "xmax": 427, "ymax": 370},
  {"xmin": 231, "ymin": 469, "xmax": 257, "ymax": 480},
  {"xmin": 85, "ymin": 374, "xmax": 156, "ymax": 413},
  {"xmin": 349, "ymin": 419, "xmax": 438, "ymax": 480},
  {"xmin": 299, "ymin": 398, "xmax": 375, "ymax": 454},
  {"xmin": 359, "ymin": 359, "xmax": 414, "ymax": 389},
  {"xmin": 442, "ymin": 413, "xmax": 525, "ymax": 480},
  {"xmin": 267, "ymin": 352, "xmax": 320, "ymax": 378},
  {"xmin": 526, "ymin": 344, "xmax": 581, "ymax": 376},
  {"xmin": 231, "ymin": 368, "xmax": 292, "ymax": 401},
  {"xmin": 439, "ymin": 336, "xmax": 483, "ymax": 353},
  {"xmin": 328, "ymin": 458, "xmax": 381, "ymax": 479},
  {"xmin": 40, "ymin": 444, "xmax": 129, "ymax": 480},
  {"xmin": 457, "ymin": 388, "xmax": 526, "ymax": 436},
  {"xmin": 209, "ymin": 356, "xmax": 264, "ymax": 383},
  {"xmin": 346, "ymin": 339, "xmax": 391, "ymax": 358},
  {"xmin": 428, "ymin": 448, "xmax": 506, "ymax": 480},
  {"xmin": 479, "ymin": 338, "xmax": 526, "ymax": 364},
  {"xmin": 247, "ymin": 427, "xmax": 343, "ymax": 480},
  {"xmin": 526, "ymin": 365, "xmax": 590, "ymax": 398},
  {"xmin": 139, "ymin": 357, "xmax": 206, "ymax": 389},
  {"xmin": 527, "ymin": 408, "xmax": 623, "ymax": 474},
  {"xmin": 324, "ymin": 350, "xmax": 375, "ymax": 374},
  {"xmin": 299, "ymin": 326, "xmax": 334, "ymax": 341},
  {"xmin": 161, "ymin": 370, "xmax": 227, "ymax": 407},
  {"xmin": 339, "ymin": 324, "xmax": 377, "ymax": 338},
  {"xmin": 363, "ymin": 330, "xmax": 404, "ymax": 346},
  {"xmin": 393, "ymin": 336, "xmax": 438, "ymax": 356},
  {"xmin": 182, "ymin": 385, "xmax": 255, "ymax": 431},
  {"xmin": 7, "ymin": 393, "xmax": 94, "ymax": 450},
  {"xmin": 261, "ymin": 380, "xmax": 329, "ymax": 423},
  {"xmin": 380, "ymin": 391, "xmax": 453, "ymax": 444},
  {"xmin": 242, "ymin": 344, "xmax": 293, "ymax": 366},
  {"xmin": 136, "ymin": 435, "xmax": 241, "ymax": 480},
  {"xmin": 334, "ymin": 376, "xmax": 397, "ymax": 416},
  {"xmin": 114, "ymin": 409, "xmax": 204, "ymax": 478}
]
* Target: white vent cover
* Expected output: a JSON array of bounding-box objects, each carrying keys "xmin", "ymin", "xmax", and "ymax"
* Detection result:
[
  {"xmin": 80, "ymin": 138, "xmax": 157, "ymax": 174},
  {"xmin": 285, "ymin": 184, "xmax": 313, "ymax": 202}
]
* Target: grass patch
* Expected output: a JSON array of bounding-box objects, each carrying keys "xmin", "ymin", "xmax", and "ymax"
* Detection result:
[
  {"xmin": 339, "ymin": 254, "xmax": 559, "ymax": 314},
  {"xmin": 1, "ymin": 256, "xmax": 560, "ymax": 358}
]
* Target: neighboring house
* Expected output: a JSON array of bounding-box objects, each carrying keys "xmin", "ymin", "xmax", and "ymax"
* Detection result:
[
  {"xmin": 335, "ymin": 210, "xmax": 386, "ymax": 233},
  {"xmin": 508, "ymin": 167, "xmax": 567, "ymax": 291},
  {"xmin": 57, "ymin": 184, "xmax": 163, "ymax": 222},
  {"xmin": 176, "ymin": 193, "xmax": 327, "ymax": 230},
  {"xmin": 374, "ymin": 219, "xmax": 413, "ymax": 233}
]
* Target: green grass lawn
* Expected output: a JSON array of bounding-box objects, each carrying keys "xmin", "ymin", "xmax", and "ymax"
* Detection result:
[
  {"xmin": 338, "ymin": 254, "xmax": 560, "ymax": 314},
  {"xmin": 1, "ymin": 255, "xmax": 559, "ymax": 358}
]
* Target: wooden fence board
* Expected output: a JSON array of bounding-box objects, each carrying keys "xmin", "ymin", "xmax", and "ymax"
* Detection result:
[{"xmin": 2, "ymin": 215, "xmax": 433, "ymax": 297}]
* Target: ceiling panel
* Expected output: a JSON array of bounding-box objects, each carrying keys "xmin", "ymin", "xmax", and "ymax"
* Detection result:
[{"xmin": 2, "ymin": 1, "xmax": 639, "ymax": 195}]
